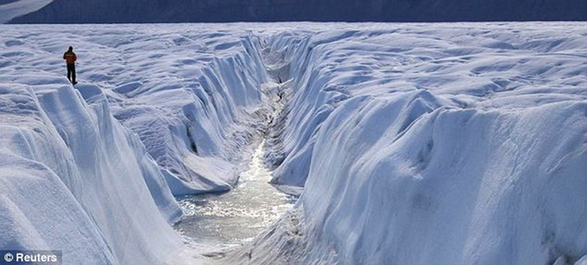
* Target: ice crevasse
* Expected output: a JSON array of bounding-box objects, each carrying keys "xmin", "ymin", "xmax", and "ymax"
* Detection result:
[
  {"xmin": 237, "ymin": 24, "xmax": 587, "ymax": 265},
  {"xmin": 0, "ymin": 23, "xmax": 587, "ymax": 265},
  {"xmin": 0, "ymin": 25, "xmax": 272, "ymax": 264}
]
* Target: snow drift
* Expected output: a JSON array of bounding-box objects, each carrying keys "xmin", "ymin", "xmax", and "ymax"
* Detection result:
[{"xmin": 231, "ymin": 23, "xmax": 587, "ymax": 265}]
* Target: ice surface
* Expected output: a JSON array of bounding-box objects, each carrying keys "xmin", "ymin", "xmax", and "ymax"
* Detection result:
[
  {"xmin": 0, "ymin": 82, "xmax": 181, "ymax": 264},
  {"xmin": 1, "ymin": 22, "xmax": 587, "ymax": 265},
  {"xmin": 228, "ymin": 23, "xmax": 587, "ymax": 265},
  {"xmin": 0, "ymin": 24, "xmax": 276, "ymax": 264},
  {"xmin": 1, "ymin": 24, "xmax": 276, "ymax": 196}
]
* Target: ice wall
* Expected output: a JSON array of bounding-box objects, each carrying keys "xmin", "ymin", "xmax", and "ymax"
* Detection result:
[
  {"xmin": 0, "ymin": 81, "xmax": 181, "ymax": 264},
  {"xmin": 100, "ymin": 28, "xmax": 270, "ymax": 195},
  {"xmin": 0, "ymin": 25, "xmax": 271, "ymax": 195},
  {"xmin": 244, "ymin": 23, "xmax": 587, "ymax": 264},
  {"xmin": 0, "ymin": 24, "xmax": 272, "ymax": 264},
  {"xmin": 2, "ymin": 23, "xmax": 586, "ymax": 265}
]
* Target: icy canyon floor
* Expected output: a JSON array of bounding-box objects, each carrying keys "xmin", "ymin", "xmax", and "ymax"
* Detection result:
[{"xmin": 0, "ymin": 22, "xmax": 586, "ymax": 265}]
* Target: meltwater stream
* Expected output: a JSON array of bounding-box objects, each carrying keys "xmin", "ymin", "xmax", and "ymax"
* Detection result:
[{"xmin": 174, "ymin": 140, "xmax": 297, "ymax": 246}]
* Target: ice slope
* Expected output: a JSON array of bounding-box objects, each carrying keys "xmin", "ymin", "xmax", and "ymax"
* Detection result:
[
  {"xmin": 2, "ymin": 22, "xmax": 587, "ymax": 265},
  {"xmin": 0, "ymin": 81, "xmax": 182, "ymax": 264},
  {"xmin": 0, "ymin": 24, "xmax": 276, "ymax": 264},
  {"xmin": 97, "ymin": 26, "xmax": 271, "ymax": 195},
  {"xmin": 5, "ymin": 0, "xmax": 587, "ymax": 23},
  {"xmin": 1, "ymin": 24, "xmax": 273, "ymax": 195},
  {"xmin": 230, "ymin": 23, "xmax": 587, "ymax": 264},
  {"xmin": 0, "ymin": 86, "xmax": 117, "ymax": 264},
  {"xmin": 0, "ymin": 0, "xmax": 52, "ymax": 23}
]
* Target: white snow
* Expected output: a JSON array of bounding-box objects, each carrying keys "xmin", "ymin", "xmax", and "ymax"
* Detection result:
[
  {"xmin": 1, "ymin": 24, "xmax": 276, "ymax": 195},
  {"xmin": 1, "ymin": 22, "xmax": 587, "ymax": 265},
  {"xmin": 0, "ymin": 81, "xmax": 182, "ymax": 264},
  {"xmin": 230, "ymin": 23, "xmax": 587, "ymax": 265},
  {"xmin": 0, "ymin": 24, "xmax": 276, "ymax": 264},
  {"xmin": 0, "ymin": 0, "xmax": 52, "ymax": 23}
]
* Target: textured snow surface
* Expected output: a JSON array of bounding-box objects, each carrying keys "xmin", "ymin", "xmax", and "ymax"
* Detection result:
[
  {"xmin": 1, "ymin": 24, "xmax": 276, "ymax": 196},
  {"xmin": 0, "ymin": 82, "xmax": 182, "ymax": 264},
  {"xmin": 231, "ymin": 23, "xmax": 587, "ymax": 265},
  {"xmin": 0, "ymin": 24, "xmax": 276, "ymax": 264},
  {"xmin": 1, "ymin": 22, "xmax": 587, "ymax": 265}
]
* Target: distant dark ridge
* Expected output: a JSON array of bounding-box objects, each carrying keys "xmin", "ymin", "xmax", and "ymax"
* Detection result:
[
  {"xmin": 0, "ymin": 0, "xmax": 19, "ymax": 5},
  {"xmin": 10, "ymin": 0, "xmax": 587, "ymax": 23}
]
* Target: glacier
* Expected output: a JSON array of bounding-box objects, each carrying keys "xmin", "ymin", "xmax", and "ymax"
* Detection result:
[
  {"xmin": 0, "ymin": 0, "xmax": 52, "ymax": 23},
  {"xmin": 226, "ymin": 23, "xmax": 587, "ymax": 265},
  {"xmin": 1, "ymin": 22, "xmax": 587, "ymax": 265},
  {"xmin": 0, "ymin": 24, "xmax": 274, "ymax": 264}
]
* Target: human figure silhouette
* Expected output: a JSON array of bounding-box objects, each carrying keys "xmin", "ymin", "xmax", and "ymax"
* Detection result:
[{"xmin": 63, "ymin": 46, "xmax": 77, "ymax": 85}]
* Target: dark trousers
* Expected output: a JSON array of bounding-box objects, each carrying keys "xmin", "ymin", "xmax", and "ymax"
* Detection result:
[{"xmin": 67, "ymin": 64, "xmax": 76, "ymax": 83}]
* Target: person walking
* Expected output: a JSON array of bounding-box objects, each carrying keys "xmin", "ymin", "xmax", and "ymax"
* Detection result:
[{"xmin": 63, "ymin": 46, "xmax": 77, "ymax": 85}]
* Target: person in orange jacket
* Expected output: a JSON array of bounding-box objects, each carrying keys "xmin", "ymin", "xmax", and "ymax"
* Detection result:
[{"xmin": 63, "ymin": 46, "xmax": 77, "ymax": 85}]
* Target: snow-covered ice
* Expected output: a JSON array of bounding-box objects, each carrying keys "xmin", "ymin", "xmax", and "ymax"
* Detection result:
[
  {"xmin": 0, "ymin": 24, "xmax": 275, "ymax": 264},
  {"xmin": 1, "ymin": 22, "xmax": 586, "ymax": 265},
  {"xmin": 0, "ymin": 82, "xmax": 182, "ymax": 264},
  {"xmin": 0, "ymin": 0, "xmax": 52, "ymax": 23},
  {"xmin": 229, "ymin": 23, "xmax": 587, "ymax": 265},
  {"xmin": 1, "ymin": 24, "xmax": 277, "ymax": 196}
]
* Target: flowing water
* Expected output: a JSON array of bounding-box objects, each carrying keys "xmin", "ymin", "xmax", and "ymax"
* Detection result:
[{"xmin": 174, "ymin": 139, "xmax": 297, "ymax": 247}]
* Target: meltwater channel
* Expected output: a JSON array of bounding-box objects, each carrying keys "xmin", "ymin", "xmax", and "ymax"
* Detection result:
[{"xmin": 174, "ymin": 139, "xmax": 297, "ymax": 246}]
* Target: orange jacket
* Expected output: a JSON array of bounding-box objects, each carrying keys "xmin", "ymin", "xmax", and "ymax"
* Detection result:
[{"xmin": 63, "ymin": 51, "xmax": 77, "ymax": 64}]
